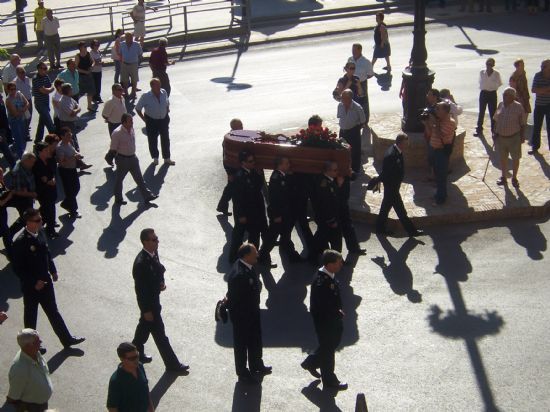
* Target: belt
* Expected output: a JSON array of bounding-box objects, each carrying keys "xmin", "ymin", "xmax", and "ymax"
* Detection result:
[
  {"xmin": 498, "ymin": 132, "xmax": 520, "ymax": 138},
  {"xmin": 116, "ymin": 153, "xmax": 135, "ymax": 158},
  {"xmin": 123, "ymin": 62, "xmax": 138, "ymax": 65},
  {"xmin": 341, "ymin": 124, "xmax": 361, "ymax": 132}
]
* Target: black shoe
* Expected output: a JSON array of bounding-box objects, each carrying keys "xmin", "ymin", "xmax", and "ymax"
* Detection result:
[
  {"xmin": 39, "ymin": 346, "xmax": 47, "ymax": 355},
  {"xmin": 253, "ymin": 365, "xmax": 272, "ymax": 375},
  {"xmin": 324, "ymin": 380, "xmax": 348, "ymax": 391},
  {"xmin": 300, "ymin": 360, "xmax": 321, "ymax": 378},
  {"xmin": 409, "ymin": 229, "xmax": 425, "ymax": 237},
  {"xmin": 145, "ymin": 194, "xmax": 159, "ymax": 203},
  {"xmin": 349, "ymin": 248, "xmax": 366, "ymax": 255},
  {"xmin": 238, "ymin": 372, "xmax": 258, "ymax": 384},
  {"xmin": 473, "ymin": 128, "xmax": 483, "ymax": 137},
  {"xmin": 216, "ymin": 207, "xmax": 232, "ymax": 216},
  {"xmin": 166, "ymin": 363, "xmax": 190, "ymax": 374},
  {"xmin": 528, "ymin": 149, "xmax": 539, "ymax": 155},
  {"xmin": 139, "ymin": 354, "xmax": 153, "ymax": 364},
  {"xmin": 64, "ymin": 336, "xmax": 86, "ymax": 348},
  {"xmin": 288, "ymin": 252, "xmax": 304, "ymax": 263},
  {"xmin": 114, "ymin": 199, "xmax": 127, "ymax": 205},
  {"xmin": 69, "ymin": 212, "xmax": 82, "ymax": 219}
]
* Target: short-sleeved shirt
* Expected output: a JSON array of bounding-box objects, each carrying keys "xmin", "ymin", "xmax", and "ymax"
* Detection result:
[
  {"xmin": 102, "ymin": 95, "xmax": 127, "ymax": 124},
  {"xmin": 135, "ymin": 89, "xmax": 169, "ymax": 119},
  {"xmin": 120, "ymin": 42, "xmax": 142, "ymax": 64},
  {"xmin": 52, "ymin": 90, "xmax": 62, "ymax": 117},
  {"xmin": 15, "ymin": 76, "xmax": 32, "ymax": 100},
  {"xmin": 8, "ymin": 350, "xmax": 53, "ymax": 404},
  {"xmin": 429, "ymin": 118, "xmax": 457, "ymax": 149},
  {"xmin": 479, "ymin": 69, "xmax": 502, "ymax": 92},
  {"xmin": 56, "ymin": 141, "xmax": 78, "ymax": 168},
  {"xmin": 42, "ymin": 16, "xmax": 60, "ymax": 36},
  {"xmin": 111, "ymin": 125, "xmax": 137, "ymax": 155},
  {"xmin": 494, "ymin": 101, "xmax": 526, "ymax": 137},
  {"xmin": 57, "ymin": 69, "xmax": 79, "ymax": 96},
  {"xmin": 348, "ymin": 55, "xmax": 374, "ymax": 83},
  {"xmin": 532, "ymin": 71, "xmax": 550, "ymax": 106},
  {"xmin": 337, "ymin": 100, "xmax": 366, "ymax": 130},
  {"xmin": 6, "ymin": 161, "xmax": 36, "ymax": 192},
  {"xmin": 57, "ymin": 95, "xmax": 78, "ymax": 122},
  {"xmin": 149, "ymin": 46, "xmax": 168, "ymax": 71},
  {"xmin": 2, "ymin": 63, "xmax": 17, "ymax": 87},
  {"xmin": 34, "ymin": 7, "xmax": 47, "ymax": 31},
  {"xmin": 32, "ymin": 73, "xmax": 52, "ymax": 105},
  {"xmin": 131, "ymin": 4, "xmax": 146, "ymax": 22},
  {"xmin": 107, "ymin": 364, "xmax": 150, "ymax": 412},
  {"xmin": 6, "ymin": 92, "xmax": 26, "ymax": 120}
]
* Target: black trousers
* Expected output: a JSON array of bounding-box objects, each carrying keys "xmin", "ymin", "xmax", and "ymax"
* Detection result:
[
  {"xmin": 92, "ymin": 71, "xmax": 102, "ymax": 101},
  {"xmin": 145, "ymin": 115, "xmax": 170, "ymax": 160},
  {"xmin": 58, "ymin": 167, "xmax": 80, "ymax": 213},
  {"xmin": 23, "ymin": 282, "xmax": 72, "ymax": 346},
  {"xmin": 313, "ymin": 221, "xmax": 342, "ymax": 255},
  {"xmin": 229, "ymin": 216, "xmax": 267, "ymax": 262},
  {"xmin": 259, "ymin": 214, "xmax": 297, "ymax": 260},
  {"xmin": 531, "ymin": 103, "xmax": 550, "ymax": 151},
  {"xmin": 132, "ymin": 309, "xmax": 180, "ymax": 368},
  {"xmin": 477, "ymin": 90, "xmax": 497, "ymax": 132},
  {"xmin": 291, "ymin": 198, "xmax": 315, "ymax": 253},
  {"xmin": 303, "ymin": 317, "xmax": 343, "ymax": 384},
  {"xmin": 340, "ymin": 125, "xmax": 362, "ymax": 173},
  {"xmin": 230, "ymin": 309, "xmax": 263, "ymax": 376},
  {"xmin": 376, "ymin": 186, "xmax": 416, "ymax": 234},
  {"xmin": 339, "ymin": 204, "xmax": 360, "ymax": 251},
  {"xmin": 217, "ymin": 168, "xmax": 235, "ymax": 212},
  {"xmin": 108, "ymin": 122, "xmax": 121, "ymax": 136},
  {"xmin": 14, "ymin": 401, "xmax": 49, "ymax": 412},
  {"xmin": 37, "ymin": 196, "xmax": 56, "ymax": 234}
]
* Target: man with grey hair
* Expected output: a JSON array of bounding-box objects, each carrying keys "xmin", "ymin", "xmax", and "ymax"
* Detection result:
[
  {"xmin": 149, "ymin": 37, "xmax": 174, "ymax": 96},
  {"xmin": 493, "ymin": 87, "xmax": 526, "ymax": 188},
  {"xmin": 337, "ymin": 88, "xmax": 367, "ymax": 179},
  {"xmin": 2, "ymin": 54, "xmax": 21, "ymax": 94},
  {"xmin": 7, "ymin": 328, "xmax": 53, "ymax": 411}
]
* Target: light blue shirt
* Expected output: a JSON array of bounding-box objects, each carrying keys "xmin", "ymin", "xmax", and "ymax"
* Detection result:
[
  {"xmin": 8, "ymin": 350, "xmax": 53, "ymax": 404},
  {"xmin": 57, "ymin": 69, "xmax": 79, "ymax": 96},
  {"xmin": 120, "ymin": 41, "xmax": 142, "ymax": 64},
  {"xmin": 135, "ymin": 89, "xmax": 169, "ymax": 119},
  {"xmin": 337, "ymin": 100, "xmax": 366, "ymax": 130}
]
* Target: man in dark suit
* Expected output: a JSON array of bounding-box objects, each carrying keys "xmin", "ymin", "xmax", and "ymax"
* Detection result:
[
  {"xmin": 227, "ymin": 243, "xmax": 271, "ymax": 384},
  {"xmin": 311, "ymin": 161, "xmax": 342, "ymax": 260},
  {"xmin": 11, "ymin": 208, "xmax": 85, "ymax": 353},
  {"xmin": 216, "ymin": 118, "xmax": 243, "ymax": 216},
  {"xmin": 132, "ymin": 228, "xmax": 189, "ymax": 373},
  {"xmin": 228, "ymin": 151, "xmax": 268, "ymax": 263},
  {"xmin": 375, "ymin": 134, "xmax": 423, "ymax": 237},
  {"xmin": 301, "ymin": 249, "xmax": 348, "ymax": 390},
  {"xmin": 336, "ymin": 172, "xmax": 366, "ymax": 256},
  {"xmin": 258, "ymin": 156, "xmax": 302, "ymax": 266}
]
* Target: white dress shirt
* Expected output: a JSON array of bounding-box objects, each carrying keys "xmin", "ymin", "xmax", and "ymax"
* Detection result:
[{"xmin": 479, "ymin": 69, "xmax": 503, "ymax": 91}]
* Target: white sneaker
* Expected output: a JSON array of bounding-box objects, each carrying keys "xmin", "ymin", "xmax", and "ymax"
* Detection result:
[
  {"xmin": 153, "ymin": 158, "xmax": 159, "ymax": 165},
  {"xmin": 164, "ymin": 159, "xmax": 175, "ymax": 165}
]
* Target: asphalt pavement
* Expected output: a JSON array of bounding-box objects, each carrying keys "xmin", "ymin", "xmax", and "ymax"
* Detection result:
[{"xmin": 0, "ymin": 14, "xmax": 549, "ymax": 412}]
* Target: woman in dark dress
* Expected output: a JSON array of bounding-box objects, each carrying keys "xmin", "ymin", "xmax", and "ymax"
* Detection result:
[
  {"xmin": 372, "ymin": 12, "xmax": 391, "ymax": 71},
  {"xmin": 333, "ymin": 61, "xmax": 363, "ymax": 104},
  {"xmin": 75, "ymin": 41, "xmax": 96, "ymax": 112}
]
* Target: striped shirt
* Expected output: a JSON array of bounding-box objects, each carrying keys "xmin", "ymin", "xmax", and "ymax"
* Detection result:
[
  {"xmin": 32, "ymin": 74, "xmax": 52, "ymax": 105},
  {"xmin": 429, "ymin": 118, "xmax": 456, "ymax": 149},
  {"xmin": 494, "ymin": 101, "xmax": 525, "ymax": 137},
  {"xmin": 57, "ymin": 95, "xmax": 78, "ymax": 122},
  {"xmin": 532, "ymin": 71, "xmax": 550, "ymax": 106}
]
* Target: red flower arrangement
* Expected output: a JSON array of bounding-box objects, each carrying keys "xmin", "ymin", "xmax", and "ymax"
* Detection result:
[{"xmin": 291, "ymin": 127, "xmax": 348, "ymax": 149}]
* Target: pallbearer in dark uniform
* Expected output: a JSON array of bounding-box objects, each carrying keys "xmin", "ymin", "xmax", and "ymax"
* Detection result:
[
  {"xmin": 375, "ymin": 134, "xmax": 424, "ymax": 237},
  {"xmin": 132, "ymin": 228, "xmax": 189, "ymax": 373},
  {"xmin": 258, "ymin": 156, "xmax": 302, "ymax": 267},
  {"xmin": 11, "ymin": 208, "xmax": 85, "ymax": 353},
  {"xmin": 336, "ymin": 172, "xmax": 366, "ymax": 256},
  {"xmin": 311, "ymin": 161, "xmax": 342, "ymax": 260},
  {"xmin": 216, "ymin": 118, "xmax": 243, "ymax": 216},
  {"xmin": 227, "ymin": 243, "xmax": 271, "ymax": 384},
  {"xmin": 301, "ymin": 249, "xmax": 348, "ymax": 390},
  {"xmin": 229, "ymin": 151, "xmax": 268, "ymax": 263}
]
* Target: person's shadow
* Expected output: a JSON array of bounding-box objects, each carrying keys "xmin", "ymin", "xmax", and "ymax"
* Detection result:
[
  {"xmin": 142, "ymin": 163, "xmax": 169, "ymax": 195},
  {"xmin": 301, "ymin": 380, "xmax": 342, "ymax": 412},
  {"xmin": 372, "ymin": 235, "xmax": 424, "ymax": 303},
  {"xmin": 231, "ymin": 381, "xmax": 262, "ymax": 412},
  {"xmin": 90, "ymin": 167, "xmax": 116, "ymax": 211},
  {"xmin": 216, "ymin": 214, "xmax": 234, "ymax": 274},
  {"xmin": 96, "ymin": 203, "xmax": 149, "ymax": 258},
  {"xmin": 47, "ymin": 347, "xmax": 85, "ymax": 374},
  {"xmin": 150, "ymin": 372, "xmax": 178, "ymax": 409},
  {"xmin": 48, "ymin": 213, "xmax": 77, "ymax": 258},
  {"xmin": 0, "ymin": 263, "xmax": 22, "ymax": 314}
]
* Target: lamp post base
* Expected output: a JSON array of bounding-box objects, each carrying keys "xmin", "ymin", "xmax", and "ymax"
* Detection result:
[{"xmin": 401, "ymin": 68, "xmax": 435, "ymax": 133}]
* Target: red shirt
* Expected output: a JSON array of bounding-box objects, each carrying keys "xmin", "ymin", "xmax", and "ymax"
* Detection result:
[{"xmin": 149, "ymin": 46, "xmax": 168, "ymax": 71}]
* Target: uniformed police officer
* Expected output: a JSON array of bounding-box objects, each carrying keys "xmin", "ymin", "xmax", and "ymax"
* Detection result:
[
  {"xmin": 301, "ymin": 249, "xmax": 348, "ymax": 390},
  {"xmin": 11, "ymin": 208, "xmax": 85, "ymax": 353},
  {"xmin": 258, "ymin": 156, "xmax": 302, "ymax": 267},
  {"xmin": 227, "ymin": 243, "xmax": 272, "ymax": 384},
  {"xmin": 310, "ymin": 161, "xmax": 343, "ymax": 260},
  {"xmin": 132, "ymin": 228, "xmax": 189, "ymax": 373},
  {"xmin": 336, "ymin": 172, "xmax": 366, "ymax": 255},
  {"xmin": 228, "ymin": 151, "xmax": 268, "ymax": 263}
]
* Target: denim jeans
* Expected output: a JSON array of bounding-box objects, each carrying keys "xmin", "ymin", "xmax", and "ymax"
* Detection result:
[
  {"xmin": 433, "ymin": 148, "xmax": 449, "ymax": 204},
  {"xmin": 9, "ymin": 117, "xmax": 26, "ymax": 158},
  {"xmin": 114, "ymin": 60, "xmax": 121, "ymax": 84},
  {"xmin": 34, "ymin": 100, "xmax": 55, "ymax": 142}
]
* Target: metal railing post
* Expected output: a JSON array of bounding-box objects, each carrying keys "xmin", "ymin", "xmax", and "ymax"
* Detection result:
[
  {"xmin": 109, "ymin": 6, "xmax": 114, "ymax": 35},
  {"xmin": 169, "ymin": 2, "xmax": 173, "ymax": 30},
  {"xmin": 183, "ymin": 5, "xmax": 188, "ymax": 34}
]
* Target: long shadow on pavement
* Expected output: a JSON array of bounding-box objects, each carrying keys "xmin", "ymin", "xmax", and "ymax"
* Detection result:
[
  {"xmin": 231, "ymin": 381, "xmax": 262, "ymax": 412},
  {"xmin": 150, "ymin": 372, "xmax": 178, "ymax": 409},
  {"xmin": 47, "ymin": 347, "xmax": 85, "ymax": 374},
  {"xmin": 301, "ymin": 379, "xmax": 342, "ymax": 412},
  {"xmin": 0, "ymin": 263, "xmax": 22, "ymax": 312}
]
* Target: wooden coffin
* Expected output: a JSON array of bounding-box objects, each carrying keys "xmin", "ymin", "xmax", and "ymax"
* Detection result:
[{"xmin": 223, "ymin": 130, "xmax": 351, "ymax": 175}]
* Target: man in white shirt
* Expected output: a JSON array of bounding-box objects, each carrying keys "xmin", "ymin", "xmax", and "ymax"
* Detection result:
[
  {"xmin": 42, "ymin": 9, "xmax": 61, "ymax": 69},
  {"xmin": 2, "ymin": 54, "xmax": 20, "ymax": 94},
  {"xmin": 476, "ymin": 58, "xmax": 502, "ymax": 136},
  {"xmin": 348, "ymin": 43, "xmax": 374, "ymax": 124},
  {"xmin": 14, "ymin": 66, "xmax": 33, "ymax": 140},
  {"xmin": 102, "ymin": 83, "xmax": 128, "ymax": 135},
  {"xmin": 337, "ymin": 89, "xmax": 367, "ymax": 178}
]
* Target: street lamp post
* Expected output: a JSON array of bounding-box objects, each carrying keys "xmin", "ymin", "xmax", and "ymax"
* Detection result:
[{"xmin": 401, "ymin": 0, "xmax": 434, "ymax": 132}]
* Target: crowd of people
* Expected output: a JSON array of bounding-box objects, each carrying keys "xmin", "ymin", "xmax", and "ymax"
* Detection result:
[{"xmin": 0, "ymin": 2, "xmax": 549, "ymax": 410}]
